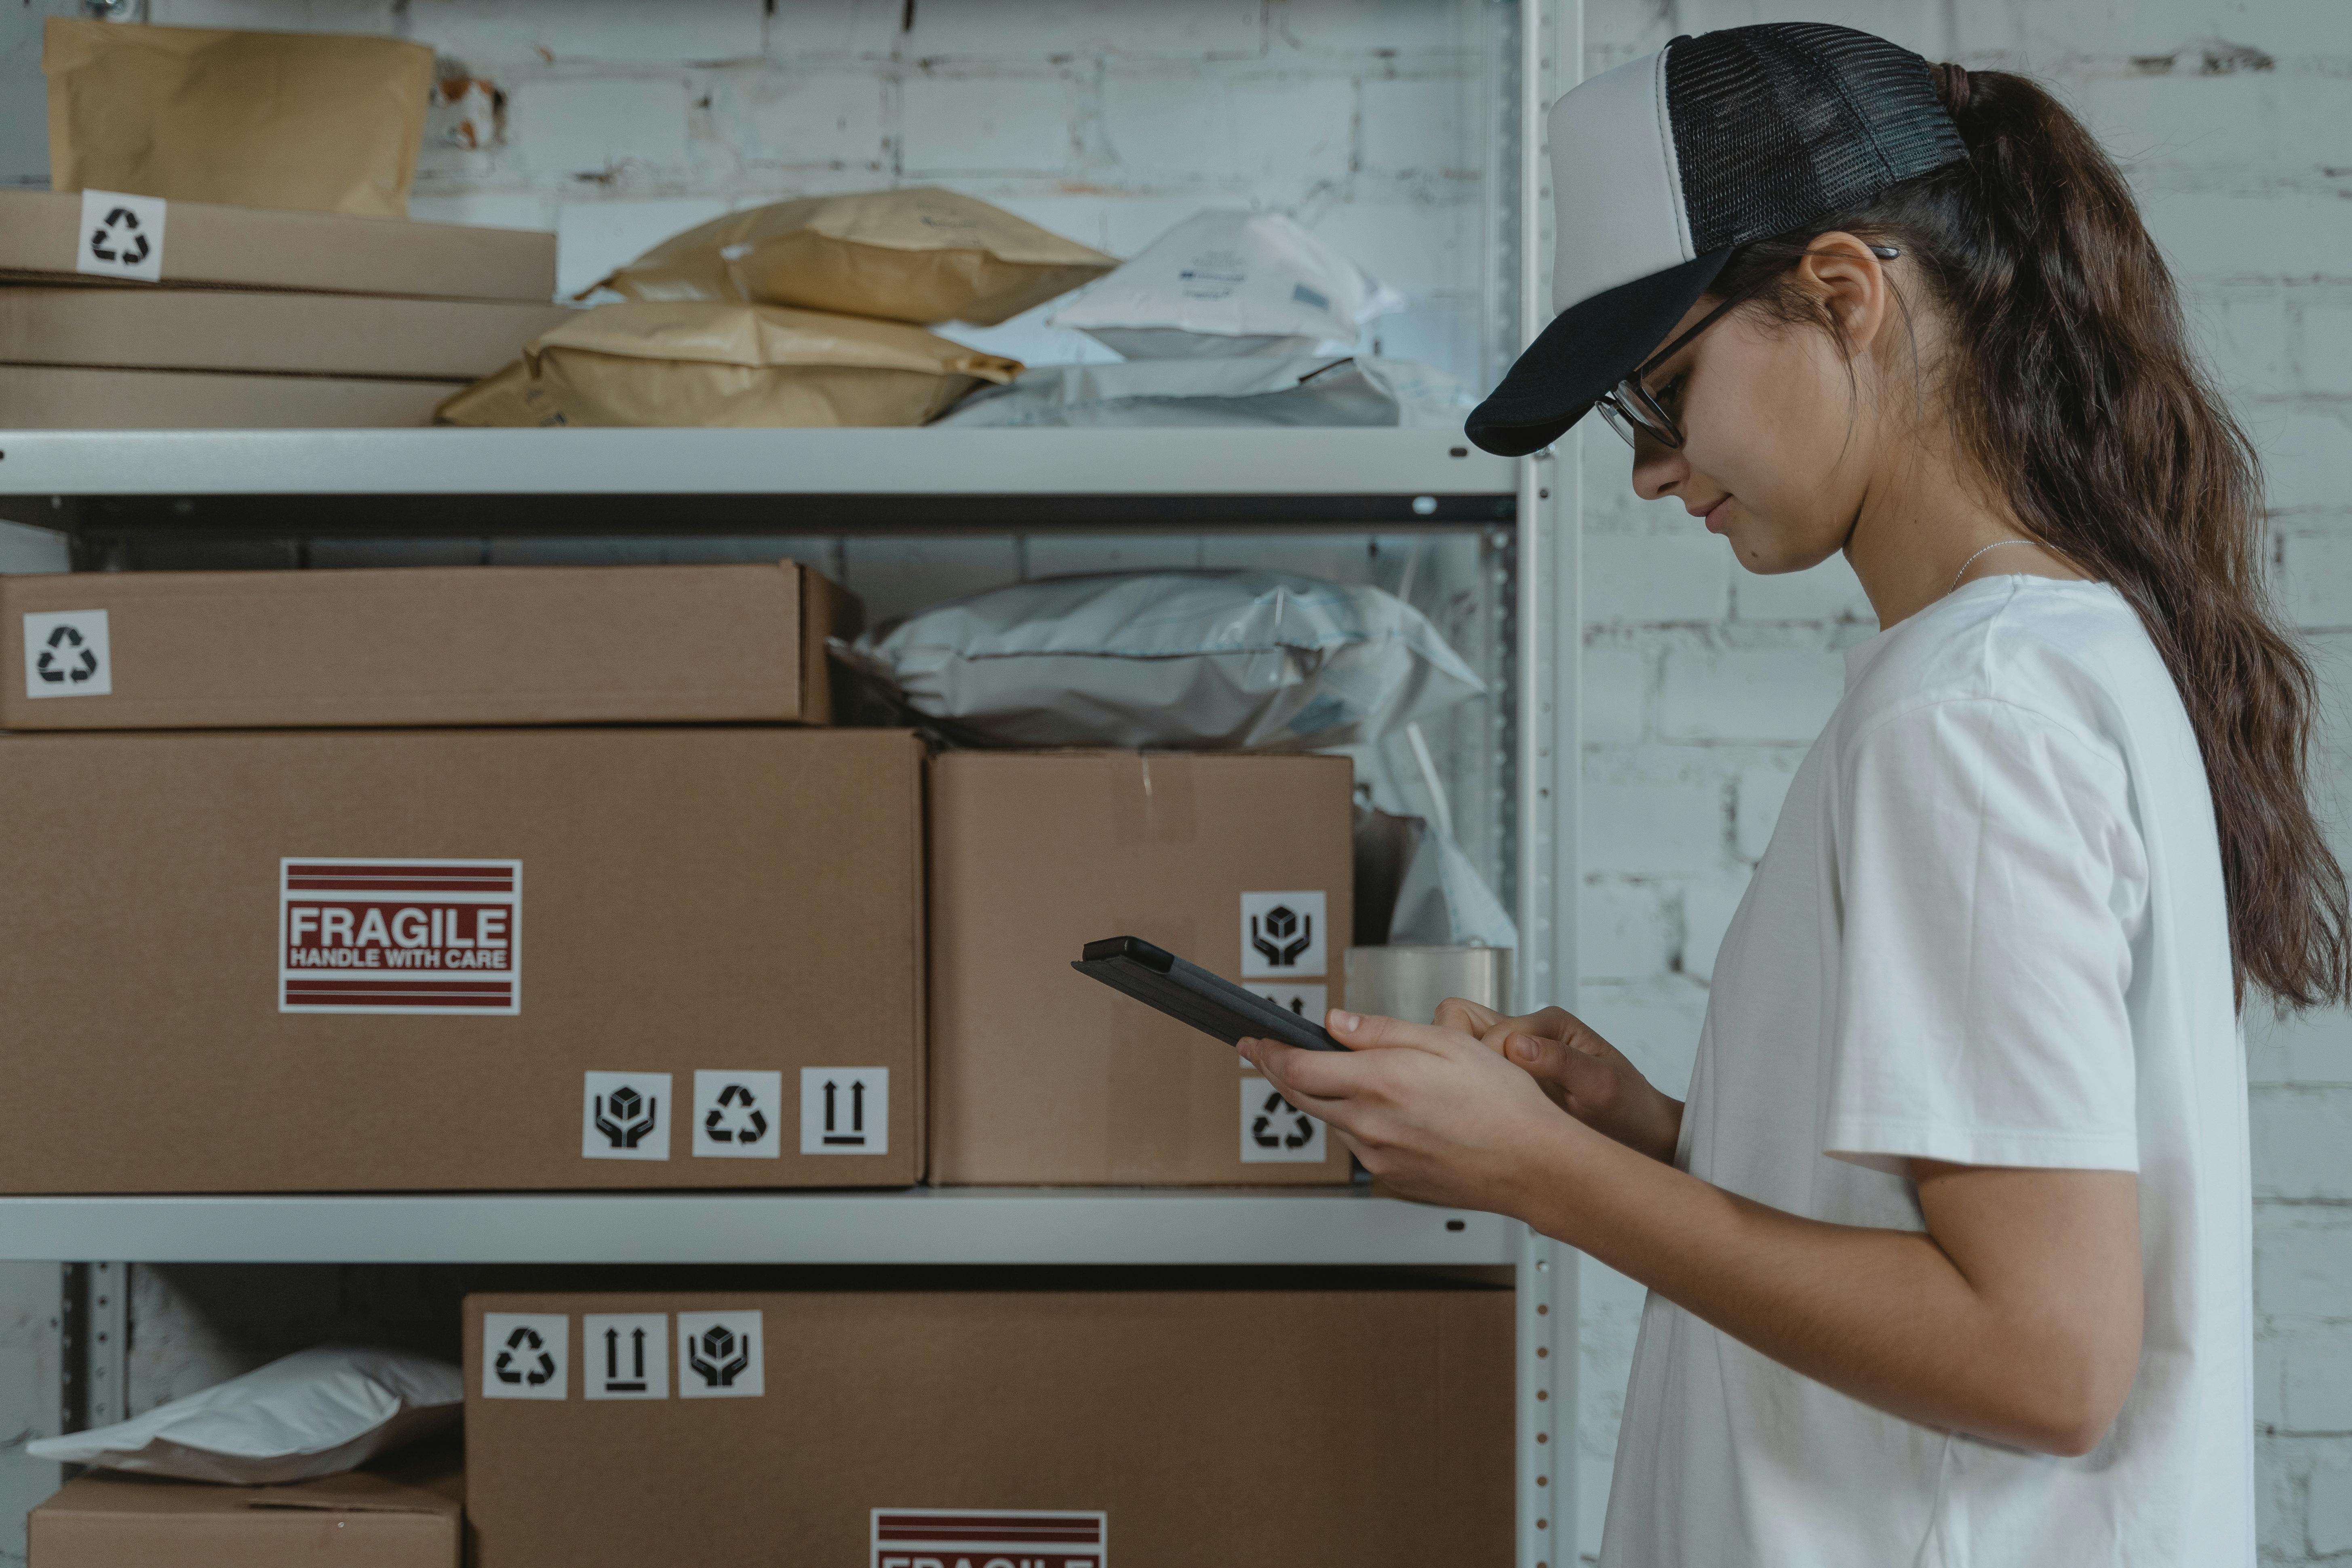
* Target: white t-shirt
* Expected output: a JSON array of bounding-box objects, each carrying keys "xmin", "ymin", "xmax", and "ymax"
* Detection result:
[{"xmin": 1600, "ymin": 576, "xmax": 2253, "ymax": 1568}]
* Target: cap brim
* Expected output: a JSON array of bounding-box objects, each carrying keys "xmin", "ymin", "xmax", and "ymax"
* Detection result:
[{"xmin": 1465, "ymin": 249, "xmax": 1730, "ymax": 457}]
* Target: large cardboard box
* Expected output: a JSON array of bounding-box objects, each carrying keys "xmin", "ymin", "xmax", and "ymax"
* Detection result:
[
  {"xmin": 0, "ymin": 727, "xmax": 924, "ymax": 1192},
  {"xmin": 0, "ymin": 189, "xmax": 556, "ymax": 301},
  {"xmin": 30, "ymin": 1456, "xmax": 462, "ymax": 1568},
  {"xmin": 0, "ymin": 289, "xmax": 575, "ymax": 379},
  {"xmin": 928, "ymin": 750, "xmax": 1355, "ymax": 1185},
  {"xmin": 463, "ymin": 1281, "xmax": 1512, "ymax": 1568},
  {"xmin": 2, "ymin": 562, "xmax": 856, "ymax": 731},
  {"xmin": 0, "ymin": 364, "xmax": 462, "ymax": 428}
]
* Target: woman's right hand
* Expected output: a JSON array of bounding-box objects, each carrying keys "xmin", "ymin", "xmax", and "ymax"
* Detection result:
[{"xmin": 1432, "ymin": 999, "xmax": 1685, "ymax": 1166}]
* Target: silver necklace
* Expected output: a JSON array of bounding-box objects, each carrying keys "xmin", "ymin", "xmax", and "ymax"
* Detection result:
[{"xmin": 1948, "ymin": 538, "xmax": 2036, "ymax": 595}]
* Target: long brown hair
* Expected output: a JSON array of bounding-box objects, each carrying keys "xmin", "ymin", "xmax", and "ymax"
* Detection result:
[{"xmin": 1714, "ymin": 62, "xmax": 2348, "ymax": 1010}]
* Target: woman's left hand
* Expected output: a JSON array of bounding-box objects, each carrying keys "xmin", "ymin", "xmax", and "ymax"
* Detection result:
[{"xmin": 1239, "ymin": 1010, "xmax": 1583, "ymax": 1216}]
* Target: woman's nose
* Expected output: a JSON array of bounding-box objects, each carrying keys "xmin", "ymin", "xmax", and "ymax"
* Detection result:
[{"xmin": 1630, "ymin": 429, "xmax": 1686, "ymax": 501}]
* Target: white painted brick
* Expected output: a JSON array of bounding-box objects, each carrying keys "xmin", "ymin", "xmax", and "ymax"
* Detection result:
[
  {"xmin": 2261, "ymin": 411, "xmax": 2352, "ymax": 514},
  {"xmin": 2080, "ymin": 74, "xmax": 2352, "ymax": 175},
  {"xmin": 2140, "ymin": 191, "xmax": 2352, "ymax": 283},
  {"xmin": 2248, "ymin": 1003, "xmax": 2352, "ymax": 1087},
  {"xmin": 2280, "ymin": 534, "xmax": 2352, "ymax": 630},
  {"xmin": 1583, "ymin": 783, "xmax": 1724, "ymax": 877},
  {"xmin": 900, "ymin": 74, "xmax": 1077, "ymax": 175},
  {"xmin": 2314, "ymin": 1461, "xmax": 2352, "ymax": 1555},
  {"xmin": 1678, "ymin": 874, "xmax": 1750, "ymax": 984},
  {"xmin": 2018, "ymin": 0, "xmax": 2352, "ymax": 62},
  {"xmin": 1734, "ymin": 762, "xmax": 1795, "ymax": 862},
  {"xmin": 765, "ymin": 0, "xmax": 904, "ymax": 59},
  {"xmin": 1103, "ymin": 74, "xmax": 1355, "ymax": 187},
  {"xmin": 2257, "ymin": 1213, "xmax": 2352, "ymax": 1320},
  {"xmin": 2304, "ymin": 303, "xmax": 2352, "ymax": 397},
  {"xmin": 1581, "ymin": 644, "xmax": 1650, "ymax": 746},
  {"xmin": 2257, "ymin": 1446, "xmax": 2302, "ymax": 1561},
  {"xmin": 1198, "ymin": 535, "xmax": 1375, "ymax": 579},
  {"xmin": 1673, "ymin": 0, "xmax": 1945, "ymax": 56},
  {"xmin": 1659, "ymin": 647, "xmax": 1846, "ymax": 744},
  {"xmin": 1361, "ymin": 77, "xmax": 1473, "ymax": 177},
  {"xmin": 2283, "ymin": 1331, "xmax": 2352, "ymax": 1433},
  {"xmin": 2256, "ymin": 1334, "xmax": 2284, "ymax": 1428},
  {"xmin": 2187, "ymin": 289, "xmax": 2291, "ymax": 402},
  {"xmin": 513, "ymin": 80, "xmax": 692, "ymax": 179},
  {"xmin": 148, "ymin": 0, "xmax": 398, "ymax": 30},
  {"xmin": 909, "ymin": 0, "xmax": 1264, "ymax": 61},
  {"xmin": 1023, "ymin": 535, "xmax": 1204, "ymax": 575},
  {"xmin": 1574, "ymin": 976, "xmax": 1708, "ymax": 1098},
  {"xmin": 739, "ymin": 74, "xmax": 888, "ymax": 169},
  {"xmin": 411, "ymin": 0, "xmax": 764, "ymax": 67},
  {"xmin": 2255, "ymin": 1088, "xmax": 2352, "ymax": 1200},
  {"xmin": 1581, "ymin": 881, "xmax": 1675, "ymax": 981},
  {"xmin": 406, "ymin": 190, "xmax": 559, "ymax": 237},
  {"xmin": 1277, "ymin": 0, "xmax": 1467, "ymax": 56},
  {"xmin": 554, "ymin": 198, "xmax": 729, "ymax": 299},
  {"xmin": 1579, "ymin": 0, "xmax": 1678, "ymax": 57},
  {"xmin": 1732, "ymin": 551, "xmax": 1874, "ymax": 623},
  {"xmin": 1305, "ymin": 196, "xmax": 1474, "ymax": 298},
  {"xmin": 1584, "ymin": 534, "xmax": 1732, "ymax": 624}
]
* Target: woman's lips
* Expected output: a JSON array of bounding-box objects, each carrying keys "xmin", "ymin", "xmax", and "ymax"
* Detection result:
[{"xmin": 1701, "ymin": 495, "xmax": 1733, "ymax": 533}]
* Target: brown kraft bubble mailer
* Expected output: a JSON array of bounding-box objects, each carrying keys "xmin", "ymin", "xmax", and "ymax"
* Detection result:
[
  {"xmin": 592, "ymin": 188, "xmax": 1119, "ymax": 326},
  {"xmin": 44, "ymin": 17, "xmax": 433, "ymax": 219},
  {"xmin": 436, "ymin": 301, "xmax": 1023, "ymax": 428}
]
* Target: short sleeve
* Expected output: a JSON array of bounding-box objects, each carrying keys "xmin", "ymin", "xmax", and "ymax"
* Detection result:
[{"xmin": 1825, "ymin": 698, "xmax": 2146, "ymax": 1174}]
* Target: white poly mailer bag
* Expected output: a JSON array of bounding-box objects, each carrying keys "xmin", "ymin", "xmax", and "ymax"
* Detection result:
[
  {"xmin": 838, "ymin": 571, "xmax": 1484, "ymax": 751},
  {"xmin": 1050, "ymin": 211, "xmax": 1405, "ymax": 359},
  {"xmin": 933, "ymin": 356, "xmax": 1475, "ymax": 430},
  {"xmin": 27, "ymin": 1345, "xmax": 463, "ymax": 1485}
]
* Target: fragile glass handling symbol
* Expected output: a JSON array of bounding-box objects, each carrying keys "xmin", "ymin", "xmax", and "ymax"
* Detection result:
[
  {"xmin": 1252, "ymin": 1088, "xmax": 1315, "ymax": 1151},
  {"xmin": 821, "ymin": 1078, "xmax": 868, "ymax": 1146},
  {"xmin": 493, "ymin": 1326, "xmax": 557, "ymax": 1387},
  {"xmin": 594, "ymin": 1085, "xmax": 658, "ymax": 1149},
  {"xmin": 34, "ymin": 625, "xmax": 99, "ymax": 685},
  {"xmin": 602, "ymin": 1324, "xmax": 649, "ymax": 1392},
  {"xmin": 687, "ymin": 1325, "xmax": 750, "ymax": 1388},
  {"xmin": 1250, "ymin": 904, "xmax": 1313, "ymax": 968}
]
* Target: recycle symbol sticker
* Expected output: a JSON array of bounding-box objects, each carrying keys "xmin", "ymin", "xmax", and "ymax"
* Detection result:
[
  {"xmin": 89, "ymin": 207, "xmax": 152, "ymax": 268},
  {"xmin": 694, "ymin": 1070, "xmax": 781, "ymax": 1159},
  {"xmin": 34, "ymin": 624, "xmax": 99, "ymax": 685},
  {"xmin": 1251, "ymin": 1087, "xmax": 1316, "ymax": 1151},
  {"xmin": 493, "ymin": 1326, "xmax": 558, "ymax": 1387},
  {"xmin": 704, "ymin": 1083, "xmax": 769, "ymax": 1145},
  {"xmin": 74, "ymin": 190, "xmax": 166, "ymax": 282},
  {"xmin": 20, "ymin": 611, "xmax": 111, "ymax": 701},
  {"xmin": 480, "ymin": 1313, "xmax": 568, "ymax": 1400},
  {"xmin": 1239, "ymin": 1079, "xmax": 1326, "ymax": 1164}
]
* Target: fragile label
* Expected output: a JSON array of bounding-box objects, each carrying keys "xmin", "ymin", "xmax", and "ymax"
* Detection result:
[
  {"xmin": 1241, "ymin": 1080, "xmax": 1327, "ymax": 1163},
  {"xmin": 872, "ymin": 1509, "xmax": 1106, "ymax": 1568},
  {"xmin": 279, "ymin": 858, "xmax": 520, "ymax": 1014},
  {"xmin": 676, "ymin": 1310, "xmax": 763, "ymax": 1398},
  {"xmin": 1239, "ymin": 890, "xmax": 1327, "ymax": 979},
  {"xmin": 582, "ymin": 1071, "xmax": 672, "ymax": 1161},
  {"xmin": 76, "ymin": 190, "xmax": 166, "ymax": 282},
  {"xmin": 21, "ymin": 609, "xmax": 111, "ymax": 700},
  {"xmin": 801, "ymin": 1066, "xmax": 888, "ymax": 1155},
  {"xmin": 584, "ymin": 1312, "xmax": 668, "ymax": 1400},
  {"xmin": 481, "ymin": 1312, "xmax": 568, "ymax": 1400}
]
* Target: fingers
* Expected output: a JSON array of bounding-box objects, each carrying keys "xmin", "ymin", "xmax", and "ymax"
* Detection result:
[
  {"xmin": 1433, "ymin": 996, "xmax": 1502, "ymax": 1035},
  {"xmin": 1325, "ymin": 1008, "xmax": 1480, "ymax": 1060},
  {"xmin": 1239, "ymin": 1037, "xmax": 1366, "ymax": 1111},
  {"xmin": 1504, "ymin": 1029, "xmax": 1619, "ymax": 1102}
]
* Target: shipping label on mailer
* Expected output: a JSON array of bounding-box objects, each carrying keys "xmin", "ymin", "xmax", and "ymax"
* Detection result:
[
  {"xmin": 872, "ymin": 1509, "xmax": 1106, "ymax": 1568},
  {"xmin": 280, "ymin": 858, "xmax": 521, "ymax": 1014}
]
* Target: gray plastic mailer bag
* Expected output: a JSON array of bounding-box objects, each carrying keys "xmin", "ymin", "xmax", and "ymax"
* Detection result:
[
  {"xmin": 838, "ymin": 571, "xmax": 1484, "ymax": 751},
  {"xmin": 932, "ymin": 356, "xmax": 1474, "ymax": 429}
]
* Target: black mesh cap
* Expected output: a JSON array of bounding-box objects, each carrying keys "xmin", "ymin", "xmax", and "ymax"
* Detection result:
[{"xmin": 1465, "ymin": 23, "xmax": 1966, "ymax": 456}]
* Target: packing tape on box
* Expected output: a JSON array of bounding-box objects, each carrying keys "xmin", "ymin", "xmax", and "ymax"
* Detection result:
[{"xmin": 1107, "ymin": 752, "xmax": 1197, "ymax": 845}]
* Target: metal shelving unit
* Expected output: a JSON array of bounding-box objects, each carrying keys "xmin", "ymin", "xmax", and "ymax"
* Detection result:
[{"xmin": 0, "ymin": 2, "xmax": 1583, "ymax": 1563}]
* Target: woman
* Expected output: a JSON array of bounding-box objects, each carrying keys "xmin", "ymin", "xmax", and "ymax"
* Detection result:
[{"xmin": 1242, "ymin": 24, "xmax": 2347, "ymax": 1568}]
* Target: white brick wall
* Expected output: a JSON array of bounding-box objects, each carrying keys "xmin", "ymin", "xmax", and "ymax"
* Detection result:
[{"xmin": 1576, "ymin": 2, "xmax": 2352, "ymax": 1560}]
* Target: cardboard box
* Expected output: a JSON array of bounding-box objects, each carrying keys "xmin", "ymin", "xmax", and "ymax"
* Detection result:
[
  {"xmin": 0, "ymin": 365, "xmax": 463, "ymax": 429},
  {"xmin": 2, "ymin": 562, "xmax": 856, "ymax": 731},
  {"xmin": 0, "ymin": 289, "xmax": 576, "ymax": 379},
  {"xmin": 0, "ymin": 189, "xmax": 555, "ymax": 301},
  {"xmin": 0, "ymin": 726, "xmax": 924, "ymax": 1192},
  {"xmin": 30, "ymin": 1456, "xmax": 461, "ymax": 1568},
  {"xmin": 928, "ymin": 750, "xmax": 1355, "ymax": 1185},
  {"xmin": 464, "ymin": 1280, "xmax": 1512, "ymax": 1568}
]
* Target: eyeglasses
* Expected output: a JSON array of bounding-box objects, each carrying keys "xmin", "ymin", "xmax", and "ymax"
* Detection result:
[{"xmin": 1594, "ymin": 244, "xmax": 1901, "ymax": 451}]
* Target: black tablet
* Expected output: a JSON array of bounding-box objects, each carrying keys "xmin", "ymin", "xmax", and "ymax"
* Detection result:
[{"xmin": 1072, "ymin": 935, "xmax": 1345, "ymax": 1053}]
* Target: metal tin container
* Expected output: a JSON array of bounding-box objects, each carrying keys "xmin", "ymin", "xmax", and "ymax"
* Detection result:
[{"xmin": 1344, "ymin": 944, "xmax": 1515, "ymax": 1025}]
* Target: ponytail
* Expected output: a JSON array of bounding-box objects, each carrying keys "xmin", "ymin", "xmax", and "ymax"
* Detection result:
[{"xmin": 1716, "ymin": 63, "xmax": 2350, "ymax": 1009}]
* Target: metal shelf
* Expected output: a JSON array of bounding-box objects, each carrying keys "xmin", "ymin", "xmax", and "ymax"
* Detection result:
[{"xmin": 0, "ymin": 1188, "xmax": 1513, "ymax": 1266}]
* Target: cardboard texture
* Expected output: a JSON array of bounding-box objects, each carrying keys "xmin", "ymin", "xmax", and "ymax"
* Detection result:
[
  {"xmin": 437, "ymin": 302, "xmax": 1022, "ymax": 428},
  {"xmin": 0, "ymin": 365, "xmax": 462, "ymax": 429},
  {"xmin": 1, "ymin": 561, "xmax": 856, "ymax": 731},
  {"xmin": 0, "ymin": 189, "xmax": 556, "ymax": 302},
  {"xmin": 0, "ymin": 289, "xmax": 576, "ymax": 380},
  {"xmin": 595, "ymin": 188, "xmax": 1119, "ymax": 326},
  {"xmin": 929, "ymin": 750, "xmax": 1355, "ymax": 1185},
  {"xmin": 0, "ymin": 727, "xmax": 924, "ymax": 1192},
  {"xmin": 44, "ymin": 19, "xmax": 434, "ymax": 219},
  {"xmin": 463, "ymin": 1282, "xmax": 1512, "ymax": 1568},
  {"xmin": 30, "ymin": 1456, "xmax": 462, "ymax": 1568}
]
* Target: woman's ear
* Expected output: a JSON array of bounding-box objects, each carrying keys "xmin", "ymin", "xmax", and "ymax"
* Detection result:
[{"xmin": 1793, "ymin": 232, "xmax": 1893, "ymax": 353}]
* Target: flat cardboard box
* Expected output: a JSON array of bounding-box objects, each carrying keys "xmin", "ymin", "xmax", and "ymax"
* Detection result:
[
  {"xmin": 0, "ymin": 189, "xmax": 555, "ymax": 301},
  {"xmin": 30, "ymin": 1455, "xmax": 461, "ymax": 1568},
  {"xmin": 0, "ymin": 289, "xmax": 575, "ymax": 379},
  {"xmin": 0, "ymin": 726, "xmax": 924, "ymax": 1192},
  {"xmin": 1, "ymin": 562, "xmax": 857, "ymax": 730},
  {"xmin": 928, "ymin": 750, "xmax": 1355, "ymax": 1185},
  {"xmin": 0, "ymin": 364, "xmax": 462, "ymax": 428},
  {"xmin": 464, "ymin": 1281, "xmax": 1511, "ymax": 1568}
]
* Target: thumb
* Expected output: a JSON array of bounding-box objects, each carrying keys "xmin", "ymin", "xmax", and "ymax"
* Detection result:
[{"xmin": 1505, "ymin": 1030, "xmax": 1614, "ymax": 1096}]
